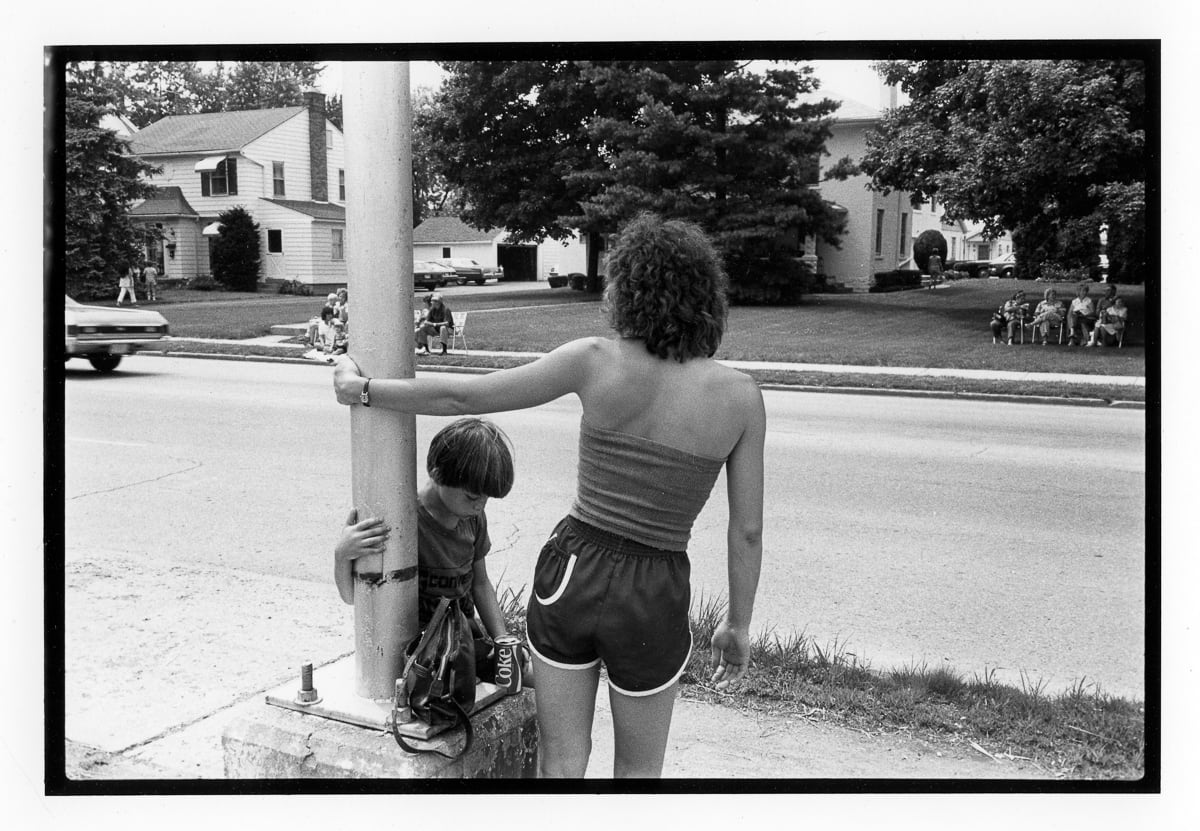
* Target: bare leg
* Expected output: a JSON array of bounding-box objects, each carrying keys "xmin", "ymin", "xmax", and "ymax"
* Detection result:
[
  {"xmin": 609, "ymin": 681, "xmax": 678, "ymax": 778},
  {"xmin": 531, "ymin": 654, "xmax": 599, "ymax": 778}
]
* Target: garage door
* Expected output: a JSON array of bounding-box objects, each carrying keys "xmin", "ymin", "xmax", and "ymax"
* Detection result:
[{"xmin": 497, "ymin": 245, "xmax": 538, "ymax": 281}]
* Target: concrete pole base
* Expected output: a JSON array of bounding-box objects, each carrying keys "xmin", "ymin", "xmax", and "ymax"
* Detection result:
[{"xmin": 222, "ymin": 665, "xmax": 538, "ymax": 778}]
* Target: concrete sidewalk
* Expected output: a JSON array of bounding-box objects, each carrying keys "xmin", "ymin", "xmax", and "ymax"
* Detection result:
[
  {"xmin": 174, "ymin": 330, "xmax": 1147, "ymax": 391},
  {"xmin": 62, "ymin": 506, "xmax": 1055, "ymax": 782}
]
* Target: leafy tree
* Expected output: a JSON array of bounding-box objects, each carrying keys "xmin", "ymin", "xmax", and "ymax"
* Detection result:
[
  {"xmin": 325, "ymin": 92, "xmax": 343, "ymax": 130},
  {"xmin": 858, "ymin": 59, "xmax": 1147, "ymax": 283},
  {"xmin": 210, "ymin": 206, "xmax": 261, "ymax": 291},
  {"xmin": 80, "ymin": 60, "xmax": 329, "ymax": 127},
  {"xmin": 913, "ymin": 229, "xmax": 947, "ymax": 272},
  {"xmin": 63, "ymin": 66, "xmax": 162, "ymax": 300},
  {"xmin": 222, "ymin": 61, "xmax": 323, "ymax": 111},
  {"xmin": 426, "ymin": 60, "xmax": 845, "ymax": 302},
  {"xmin": 411, "ymin": 89, "xmax": 466, "ymax": 225}
]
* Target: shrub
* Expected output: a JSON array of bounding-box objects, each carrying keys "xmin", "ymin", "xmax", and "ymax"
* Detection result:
[
  {"xmin": 277, "ymin": 279, "xmax": 312, "ymax": 296},
  {"xmin": 870, "ymin": 270, "xmax": 923, "ymax": 292},
  {"xmin": 727, "ymin": 253, "xmax": 811, "ymax": 306},
  {"xmin": 913, "ymin": 229, "xmax": 948, "ymax": 273},
  {"xmin": 210, "ymin": 206, "xmax": 261, "ymax": 292},
  {"xmin": 187, "ymin": 274, "xmax": 222, "ymax": 292},
  {"xmin": 1039, "ymin": 263, "xmax": 1094, "ymax": 283}
]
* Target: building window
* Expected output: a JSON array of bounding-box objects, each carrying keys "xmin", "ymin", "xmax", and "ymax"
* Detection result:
[
  {"xmin": 442, "ymin": 247, "xmax": 451, "ymax": 258},
  {"xmin": 874, "ymin": 209, "xmax": 885, "ymax": 256},
  {"xmin": 267, "ymin": 229, "xmax": 283, "ymax": 253},
  {"xmin": 338, "ymin": 169, "xmax": 345, "ymax": 201},
  {"xmin": 930, "ymin": 197, "xmax": 938, "ymax": 214},
  {"xmin": 332, "ymin": 229, "xmax": 344, "ymax": 261},
  {"xmin": 200, "ymin": 158, "xmax": 238, "ymax": 196},
  {"xmin": 273, "ymin": 162, "xmax": 286, "ymax": 197},
  {"xmin": 899, "ymin": 213, "xmax": 909, "ymax": 256}
]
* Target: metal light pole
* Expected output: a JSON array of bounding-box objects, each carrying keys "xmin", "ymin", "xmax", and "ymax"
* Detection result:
[{"xmin": 343, "ymin": 62, "xmax": 418, "ymax": 701}]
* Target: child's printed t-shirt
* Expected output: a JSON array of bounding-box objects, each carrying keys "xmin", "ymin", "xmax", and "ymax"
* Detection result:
[{"xmin": 415, "ymin": 503, "xmax": 490, "ymax": 626}]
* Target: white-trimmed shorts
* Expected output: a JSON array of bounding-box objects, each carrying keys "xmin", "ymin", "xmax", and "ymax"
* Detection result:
[{"xmin": 526, "ymin": 515, "xmax": 692, "ymax": 696}]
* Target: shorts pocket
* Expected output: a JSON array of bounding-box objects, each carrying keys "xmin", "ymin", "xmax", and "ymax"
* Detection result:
[{"xmin": 532, "ymin": 536, "xmax": 578, "ymax": 607}]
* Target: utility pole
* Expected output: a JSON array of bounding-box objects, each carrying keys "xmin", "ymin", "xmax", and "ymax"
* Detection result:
[{"xmin": 343, "ymin": 62, "xmax": 417, "ymax": 701}]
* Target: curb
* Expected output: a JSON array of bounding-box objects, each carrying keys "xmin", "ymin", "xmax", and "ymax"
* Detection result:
[{"xmin": 138, "ymin": 350, "xmax": 1145, "ymax": 409}]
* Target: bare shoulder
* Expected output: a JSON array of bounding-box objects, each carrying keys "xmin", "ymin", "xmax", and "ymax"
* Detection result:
[{"xmin": 711, "ymin": 363, "xmax": 764, "ymax": 407}]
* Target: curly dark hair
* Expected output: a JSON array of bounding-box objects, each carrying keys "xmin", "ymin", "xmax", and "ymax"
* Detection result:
[{"xmin": 603, "ymin": 213, "xmax": 728, "ymax": 362}]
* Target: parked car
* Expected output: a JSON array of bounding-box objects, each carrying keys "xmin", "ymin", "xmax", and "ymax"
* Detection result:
[
  {"xmin": 434, "ymin": 257, "xmax": 496, "ymax": 286},
  {"xmin": 946, "ymin": 258, "xmax": 991, "ymax": 279},
  {"xmin": 987, "ymin": 253, "xmax": 1018, "ymax": 279},
  {"xmin": 64, "ymin": 295, "xmax": 170, "ymax": 372},
  {"xmin": 413, "ymin": 260, "xmax": 452, "ymax": 291}
]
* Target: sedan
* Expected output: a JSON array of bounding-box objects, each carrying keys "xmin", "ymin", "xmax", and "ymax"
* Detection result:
[
  {"xmin": 435, "ymin": 257, "xmax": 494, "ymax": 286},
  {"xmin": 413, "ymin": 260, "xmax": 452, "ymax": 291},
  {"xmin": 987, "ymin": 253, "xmax": 1017, "ymax": 279},
  {"xmin": 64, "ymin": 295, "xmax": 170, "ymax": 372}
]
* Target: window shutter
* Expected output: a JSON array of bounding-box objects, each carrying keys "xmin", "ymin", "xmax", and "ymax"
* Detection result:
[
  {"xmin": 227, "ymin": 159, "xmax": 238, "ymax": 195},
  {"xmin": 200, "ymin": 172, "xmax": 210, "ymax": 197}
]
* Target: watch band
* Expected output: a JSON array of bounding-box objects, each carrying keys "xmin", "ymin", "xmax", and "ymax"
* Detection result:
[{"xmin": 360, "ymin": 378, "xmax": 371, "ymax": 407}]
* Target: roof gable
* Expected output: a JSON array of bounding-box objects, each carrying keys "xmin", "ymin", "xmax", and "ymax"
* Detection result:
[
  {"xmin": 128, "ymin": 107, "xmax": 305, "ymax": 155},
  {"xmin": 130, "ymin": 186, "xmax": 198, "ymax": 217},
  {"xmin": 413, "ymin": 216, "xmax": 503, "ymax": 243}
]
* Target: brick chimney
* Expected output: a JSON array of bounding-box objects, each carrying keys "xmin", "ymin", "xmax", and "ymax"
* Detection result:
[{"xmin": 303, "ymin": 90, "xmax": 328, "ymax": 202}]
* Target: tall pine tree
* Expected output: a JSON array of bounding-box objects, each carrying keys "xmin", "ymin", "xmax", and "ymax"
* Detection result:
[{"xmin": 64, "ymin": 65, "xmax": 162, "ymax": 300}]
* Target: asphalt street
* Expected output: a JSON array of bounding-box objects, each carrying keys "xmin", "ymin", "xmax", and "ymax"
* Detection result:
[{"xmin": 60, "ymin": 355, "xmax": 1146, "ymax": 764}]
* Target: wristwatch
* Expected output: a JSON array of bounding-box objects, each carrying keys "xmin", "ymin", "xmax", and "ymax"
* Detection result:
[{"xmin": 360, "ymin": 378, "xmax": 371, "ymax": 407}]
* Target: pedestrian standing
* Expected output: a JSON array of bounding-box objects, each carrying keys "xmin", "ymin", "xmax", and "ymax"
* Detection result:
[
  {"xmin": 928, "ymin": 251, "xmax": 943, "ymax": 289},
  {"xmin": 334, "ymin": 213, "xmax": 765, "ymax": 778},
  {"xmin": 117, "ymin": 265, "xmax": 138, "ymax": 306},
  {"xmin": 142, "ymin": 262, "xmax": 159, "ymax": 302}
]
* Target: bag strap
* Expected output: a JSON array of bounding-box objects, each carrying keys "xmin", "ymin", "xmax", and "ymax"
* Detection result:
[{"xmin": 392, "ymin": 697, "xmax": 474, "ymax": 760}]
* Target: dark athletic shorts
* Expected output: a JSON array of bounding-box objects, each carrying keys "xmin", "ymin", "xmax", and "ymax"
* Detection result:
[{"xmin": 526, "ymin": 515, "xmax": 693, "ymax": 696}]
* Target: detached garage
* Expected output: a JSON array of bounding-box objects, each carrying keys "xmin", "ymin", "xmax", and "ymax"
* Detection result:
[{"xmin": 413, "ymin": 215, "xmax": 589, "ymax": 281}]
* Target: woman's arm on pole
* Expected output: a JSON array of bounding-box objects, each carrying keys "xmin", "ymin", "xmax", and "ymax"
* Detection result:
[{"xmin": 334, "ymin": 337, "xmax": 604, "ymax": 416}]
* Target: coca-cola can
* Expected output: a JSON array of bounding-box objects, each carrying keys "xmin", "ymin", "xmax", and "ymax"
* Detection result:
[{"xmin": 494, "ymin": 635, "xmax": 524, "ymax": 694}]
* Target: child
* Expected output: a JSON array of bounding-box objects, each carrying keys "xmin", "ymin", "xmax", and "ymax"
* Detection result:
[{"xmin": 334, "ymin": 417, "xmax": 528, "ymax": 684}]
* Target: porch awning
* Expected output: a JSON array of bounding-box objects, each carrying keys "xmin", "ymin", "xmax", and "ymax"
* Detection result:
[
  {"xmin": 201, "ymin": 222, "xmax": 223, "ymax": 236},
  {"xmin": 194, "ymin": 155, "xmax": 227, "ymax": 172}
]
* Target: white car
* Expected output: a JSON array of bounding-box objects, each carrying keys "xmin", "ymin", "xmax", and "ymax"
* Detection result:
[{"xmin": 65, "ymin": 296, "xmax": 170, "ymax": 372}]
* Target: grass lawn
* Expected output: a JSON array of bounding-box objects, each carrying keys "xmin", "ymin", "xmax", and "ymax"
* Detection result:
[{"xmin": 150, "ymin": 278, "xmax": 1147, "ymax": 376}]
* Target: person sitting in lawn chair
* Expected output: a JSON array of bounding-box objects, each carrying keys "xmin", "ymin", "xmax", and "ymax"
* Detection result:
[
  {"xmin": 990, "ymin": 290, "xmax": 1029, "ymax": 345},
  {"xmin": 414, "ymin": 293, "xmax": 455, "ymax": 355},
  {"xmin": 1028, "ymin": 288, "xmax": 1064, "ymax": 345},
  {"xmin": 1088, "ymin": 296, "xmax": 1127, "ymax": 347}
]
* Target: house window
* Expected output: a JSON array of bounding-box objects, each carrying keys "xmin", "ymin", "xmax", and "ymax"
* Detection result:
[
  {"xmin": 442, "ymin": 247, "xmax": 451, "ymax": 258},
  {"xmin": 338, "ymin": 170, "xmax": 345, "ymax": 201},
  {"xmin": 200, "ymin": 158, "xmax": 238, "ymax": 196},
  {"xmin": 899, "ymin": 213, "xmax": 909, "ymax": 256},
  {"xmin": 267, "ymin": 229, "xmax": 283, "ymax": 253},
  {"xmin": 332, "ymin": 229, "xmax": 344, "ymax": 261},
  {"xmin": 273, "ymin": 162, "xmax": 286, "ymax": 197},
  {"xmin": 874, "ymin": 209, "xmax": 885, "ymax": 256},
  {"xmin": 930, "ymin": 197, "xmax": 938, "ymax": 214}
]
